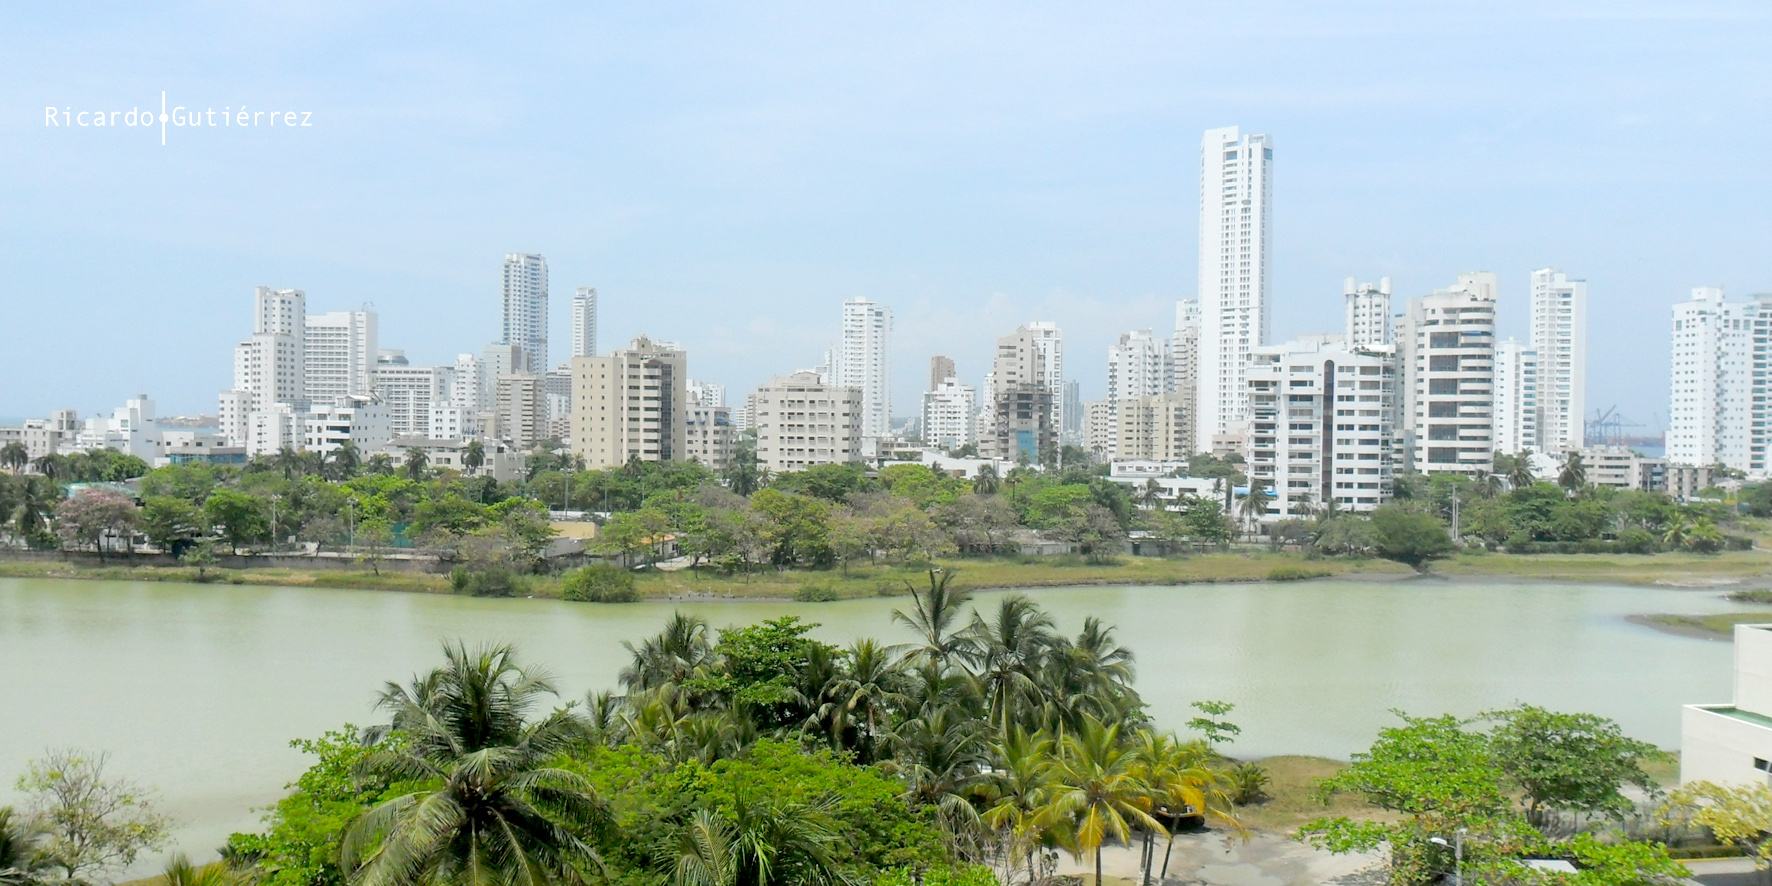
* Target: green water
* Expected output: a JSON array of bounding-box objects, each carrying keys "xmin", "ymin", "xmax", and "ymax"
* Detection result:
[{"xmin": 0, "ymin": 576, "xmax": 1759, "ymax": 866}]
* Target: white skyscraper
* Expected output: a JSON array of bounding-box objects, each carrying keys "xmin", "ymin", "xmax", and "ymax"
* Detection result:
[
  {"xmin": 1493, "ymin": 339, "xmax": 1541, "ymax": 455},
  {"xmin": 501, "ymin": 253, "xmax": 549, "ymax": 373},
  {"xmin": 921, "ymin": 379, "xmax": 978, "ymax": 450},
  {"xmin": 1196, "ymin": 126, "xmax": 1273, "ymax": 452},
  {"xmin": 1107, "ymin": 330, "xmax": 1168, "ymax": 403},
  {"xmin": 1668, "ymin": 287, "xmax": 1770, "ymax": 474},
  {"xmin": 1530, "ymin": 268, "xmax": 1588, "ymax": 452},
  {"xmin": 1026, "ymin": 321, "xmax": 1065, "ymax": 434},
  {"xmin": 835, "ymin": 298, "xmax": 891, "ymax": 440},
  {"xmin": 304, "ymin": 310, "xmax": 379, "ymax": 404},
  {"xmin": 223, "ymin": 287, "xmax": 306, "ymax": 443},
  {"xmin": 1397, "ymin": 273, "xmax": 1498, "ymax": 477},
  {"xmin": 571, "ymin": 286, "xmax": 598, "ymax": 360},
  {"xmin": 1344, "ymin": 277, "xmax": 1393, "ymax": 349},
  {"xmin": 1247, "ymin": 335, "xmax": 1396, "ymax": 516}
]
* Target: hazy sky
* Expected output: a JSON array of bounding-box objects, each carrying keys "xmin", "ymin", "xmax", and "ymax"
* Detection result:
[{"xmin": 3, "ymin": 2, "xmax": 1769, "ymax": 433}]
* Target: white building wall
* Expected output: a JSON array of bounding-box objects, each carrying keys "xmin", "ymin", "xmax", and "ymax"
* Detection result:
[
  {"xmin": 376, "ymin": 365, "xmax": 453, "ymax": 439},
  {"xmin": 921, "ymin": 380, "xmax": 977, "ymax": 450},
  {"xmin": 571, "ymin": 286, "xmax": 598, "ymax": 359},
  {"xmin": 304, "ymin": 310, "xmax": 378, "ymax": 404},
  {"xmin": 1402, "ymin": 273, "xmax": 1498, "ymax": 477},
  {"xmin": 1196, "ymin": 126, "xmax": 1273, "ymax": 452},
  {"xmin": 1682, "ymin": 624, "xmax": 1772, "ymax": 787},
  {"xmin": 1246, "ymin": 335, "xmax": 1396, "ymax": 517},
  {"xmin": 752, "ymin": 371, "xmax": 864, "ymax": 472},
  {"xmin": 502, "ymin": 253, "xmax": 549, "ymax": 373},
  {"xmin": 1107, "ymin": 330, "xmax": 1167, "ymax": 403},
  {"xmin": 1027, "ymin": 321, "xmax": 1065, "ymax": 436},
  {"xmin": 1668, "ymin": 287, "xmax": 1768, "ymax": 475},
  {"xmin": 836, "ymin": 298, "xmax": 892, "ymax": 440},
  {"xmin": 1344, "ymin": 277, "xmax": 1393, "ymax": 349},
  {"xmin": 1493, "ymin": 339, "xmax": 1540, "ymax": 455},
  {"xmin": 1531, "ymin": 268, "xmax": 1587, "ymax": 451}
]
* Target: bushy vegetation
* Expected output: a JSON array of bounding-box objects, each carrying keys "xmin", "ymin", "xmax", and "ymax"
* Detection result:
[{"xmin": 561, "ymin": 563, "xmax": 639, "ymax": 602}]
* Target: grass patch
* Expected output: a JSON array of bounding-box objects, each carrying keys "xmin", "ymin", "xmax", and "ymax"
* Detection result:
[
  {"xmin": 1434, "ymin": 549, "xmax": 1772, "ymax": 585},
  {"xmin": 1727, "ymin": 589, "xmax": 1772, "ymax": 604},
  {"xmin": 1231, "ymin": 755, "xmax": 1390, "ymax": 835},
  {"xmin": 1644, "ymin": 612, "xmax": 1772, "ymax": 637}
]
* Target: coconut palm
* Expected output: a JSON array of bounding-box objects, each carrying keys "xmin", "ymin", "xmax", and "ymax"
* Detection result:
[
  {"xmin": 892, "ymin": 569, "xmax": 973, "ymax": 664},
  {"xmin": 809, "ymin": 639, "xmax": 908, "ymax": 763},
  {"xmin": 0, "ymin": 806, "xmax": 48, "ymax": 886},
  {"xmin": 1508, "ymin": 450, "xmax": 1535, "ymax": 491},
  {"xmin": 663, "ymin": 796, "xmax": 846, "ymax": 886},
  {"xmin": 1127, "ymin": 733, "xmax": 1241, "ymax": 886},
  {"xmin": 404, "ymin": 448, "xmax": 430, "ymax": 480},
  {"xmin": 29, "ymin": 455, "xmax": 61, "ymax": 480},
  {"xmin": 960, "ymin": 594, "xmax": 1058, "ymax": 731},
  {"xmin": 973, "ymin": 464, "xmax": 1000, "ymax": 495},
  {"xmin": 620, "ymin": 612, "xmax": 716, "ymax": 692},
  {"xmin": 1039, "ymin": 717, "xmax": 1164, "ymax": 886},
  {"xmin": 979, "ymin": 728, "xmax": 1057, "ymax": 886},
  {"xmin": 1235, "ymin": 482, "xmax": 1268, "ymax": 541},
  {"xmin": 341, "ymin": 642, "xmax": 610, "ymax": 886},
  {"xmin": 1139, "ymin": 479, "xmax": 1164, "ymax": 511},
  {"xmin": 161, "ymin": 853, "xmax": 239, "ymax": 886},
  {"xmin": 464, "ymin": 439, "xmax": 487, "ymax": 475},
  {"xmin": 1558, "ymin": 452, "xmax": 1587, "ymax": 493},
  {"xmin": 891, "ymin": 704, "xmax": 987, "ymax": 850},
  {"xmin": 329, "ymin": 440, "xmax": 362, "ymax": 481},
  {"xmin": 0, "ymin": 443, "xmax": 26, "ymax": 474},
  {"xmin": 14, "ymin": 478, "xmax": 54, "ymax": 544}
]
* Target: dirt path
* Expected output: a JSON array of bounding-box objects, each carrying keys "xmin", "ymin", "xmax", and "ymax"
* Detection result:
[{"xmin": 1054, "ymin": 832, "xmax": 1386, "ymax": 886}]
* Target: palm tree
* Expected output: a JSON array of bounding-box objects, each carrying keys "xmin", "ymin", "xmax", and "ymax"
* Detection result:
[
  {"xmin": 1662, "ymin": 513, "xmax": 1692, "ymax": 549},
  {"xmin": 29, "ymin": 454, "xmax": 61, "ymax": 480},
  {"xmin": 892, "ymin": 569, "xmax": 973, "ymax": 664},
  {"xmin": 974, "ymin": 464, "xmax": 1000, "ymax": 495},
  {"xmin": 1039, "ymin": 717, "xmax": 1164, "ymax": 886},
  {"xmin": 330, "ymin": 440, "xmax": 362, "ymax": 481},
  {"xmin": 961, "ymin": 594, "xmax": 1057, "ymax": 732},
  {"xmin": 663, "ymin": 797, "xmax": 846, "ymax": 886},
  {"xmin": 161, "ymin": 853, "xmax": 239, "ymax": 886},
  {"xmin": 0, "ymin": 806, "xmax": 48, "ymax": 886},
  {"xmin": 1139, "ymin": 479, "xmax": 1164, "ymax": 512},
  {"xmin": 979, "ymin": 728, "xmax": 1057, "ymax": 886},
  {"xmin": 464, "ymin": 439, "xmax": 487, "ymax": 476},
  {"xmin": 1042, "ymin": 618, "xmax": 1138, "ymax": 730},
  {"xmin": 1128, "ymin": 734, "xmax": 1240, "ymax": 886},
  {"xmin": 1558, "ymin": 452, "xmax": 1587, "ymax": 493},
  {"xmin": 341, "ymin": 643, "xmax": 610, "ymax": 886},
  {"xmin": 14, "ymin": 478, "xmax": 53, "ymax": 544},
  {"xmin": 0, "ymin": 443, "xmax": 26, "ymax": 474},
  {"xmin": 809, "ymin": 639, "xmax": 908, "ymax": 763},
  {"xmin": 404, "ymin": 448, "xmax": 430, "ymax": 480},
  {"xmin": 891, "ymin": 704, "xmax": 986, "ymax": 849},
  {"xmin": 1236, "ymin": 481, "xmax": 1268, "ymax": 541},
  {"xmin": 620, "ymin": 612, "xmax": 715, "ymax": 691},
  {"xmin": 273, "ymin": 446, "xmax": 305, "ymax": 480},
  {"xmin": 366, "ymin": 453, "xmax": 395, "ymax": 475},
  {"xmin": 1508, "ymin": 450, "xmax": 1535, "ymax": 491}
]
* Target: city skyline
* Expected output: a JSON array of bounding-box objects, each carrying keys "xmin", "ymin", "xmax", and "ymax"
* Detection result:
[{"xmin": 4, "ymin": 5, "xmax": 1771, "ymax": 426}]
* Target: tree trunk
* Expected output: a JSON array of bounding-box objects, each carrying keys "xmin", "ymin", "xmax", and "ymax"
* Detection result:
[
  {"xmin": 1095, "ymin": 849, "xmax": 1102, "ymax": 886},
  {"xmin": 1160, "ymin": 834, "xmax": 1175, "ymax": 882}
]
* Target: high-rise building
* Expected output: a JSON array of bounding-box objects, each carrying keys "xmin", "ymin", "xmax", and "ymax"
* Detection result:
[
  {"xmin": 481, "ymin": 342, "xmax": 526, "ymax": 400},
  {"xmin": 686, "ymin": 379, "xmax": 726, "ymax": 408},
  {"xmin": 1107, "ymin": 330, "xmax": 1168, "ymax": 403},
  {"xmin": 1026, "ymin": 322, "xmax": 1065, "ymax": 434},
  {"xmin": 1168, "ymin": 300, "xmax": 1200, "ymax": 453},
  {"xmin": 1061, "ymin": 379, "xmax": 1083, "ymax": 444},
  {"xmin": 501, "ymin": 253, "xmax": 549, "ymax": 373},
  {"xmin": 450, "ymin": 353, "xmax": 484, "ymax": 427},
  {"xmin": 375, "ymin": 363, "xmax": 454, "ymax": 440},
  {"xmin": 751, "ymin": 371, "xmax": 863, "ymax": 473},
  {"xmin": 1114, "ymin": 394, "xmax": 1192, "ymax": 463},
  {"xmin": 1397, "ymin": 273, "xmax": 1498, "ymax": 477},
  {"xmin": 1083, "ymin": 399, "xmax": 1117, "ymax": 460},
  {"xmin": 929, "ymin": 355, "xmax": 957, "ymax": 391},
  {"xmin": 304, "ymin": 395, "xmax": 392, "ymax": 455},
  {"xmin": 492, "ymin": 373, "xmax": 547, "ymax": 451},
  {"xmin": 1247, "ymin": 335, "xmax": 1396, "ymax": 517},
  {"xmin": 1196, "ymin": 126, "xmax": 1273, "ymax": 452},
  {"xmin": 1344, "ymin": 277, "xmax": 1393, "ymax": 349},
  {"xmin": 305, "ymin": 310, "xmax": 379, "ymax": 404},
  {"xmin": 230, "ymin": 286, "xmax": 307, "ymax": 412},
  {"xmin": 570, "ymin": 336, "xmax": 689, "ymax": 468},
  {"xmin": 1668, "ymin": 287, "xmax": 1769, "ymax": 473},
  {"xmin": 834, "ymin": 298, "xmax": 891, "ymax": 440},
  {"xmin": 921, "ymin": 379, "xmax": 977, "ymax": 450},
  {"xmin": 571, "ymin": 286, "xmax": 598, "ymax": 360},
  {"xmin": 982, "ymin": 326, "xmax": 1056, "ymax": 462},
  {"xmin": 685, "ymin": 402, "xmax": 733, "ymax": 470},
  {"xmin": 544, "ymin": 367, "xmax": 573, "ymax": 443},
  {"xmin": 1493, "ymin": 339, "xmax": 1541, "ymax": 455},
  {"xmin": 1530, "ymin": 268, "xmax": 1588, "ymax": 452}
]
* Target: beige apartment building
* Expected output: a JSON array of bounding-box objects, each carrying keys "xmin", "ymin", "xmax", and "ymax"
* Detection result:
[
  {"xmin": 751, "ymin": 371, "xmax": 862, "ymax": 473},
  {"xmin": 570, "ymin": 336, "xmax": 688, "ymax": 468}
]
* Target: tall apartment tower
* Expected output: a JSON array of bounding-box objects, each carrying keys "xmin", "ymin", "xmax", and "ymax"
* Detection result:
[
  {"xmin": 834, "ymin": 298, "xmax": 892, "ymax": 440},
  {"xmin": 223, "ymin": 286, "xmax": 307, "ymax": 442},
  {"xmin": 1026, "ymin": 322, "xmax": 1065, "ymax": 435},
  {"xmin": 1344, "ymin": 277, "xmax": 1393, "ymax": 348},
  {"xmin": 1196, "ymin": 126, "xmax": 1273, "ymax": 452},
  {"xmin": 571, "ymin": 287, "xmax": 598, "ymax": 360},
  {"xmin": 929, "ymin": 355, "xmax": 957, "ymax": 390},
  {"xmin": 1061, "ymin": 379, "xmax": 1083, "ymax": 444},
  {"xmin": 752, "ymin": 371, "xmax": 864, "ymax": 472},
  {"xmin": 1169, "ymin": 300, "xmax": 1200, "ymax": 452},
  {"xmin": 1530, "ymin": 268, "xmax": 1588, "ymax": 451},
  {"xmin": 570, "ymin": 336, "xmax": 689, "ymax": 469},
  {"xmin": 1493, "ymin": 339, "xmax": 1541, "ymax": 455},
  {"xmin": 492, "ymin": 373, "xmax": 547, "ymax": 451},
  {"xmin": 921, "ymin": 379, "xmax": 978, "ymax": 451},
  {"xmin": 304, "ymin": 310, "xmax": 379, "ymax": 404},
  {"xmin": 1107, "ymin": 330, "xmax": 1167, "ymax": 403},
  {"xmin": 984, "ymin": 326, "xmax": 1056, "ymax": 462},
  {"xmin": 1668, "ymin": 287, "xmax": 1769, "ymax": 474},
  {"xmin": 1397, "ymin": 273, "xmax": 1498, "ymax": 477},
  {"xmin": 501, "ymin": 253, "xmax": 549, "ymax": 373},
  {"xmin": 1247, "ymin": 335, "xmax": 1396, "ymax": 517}
]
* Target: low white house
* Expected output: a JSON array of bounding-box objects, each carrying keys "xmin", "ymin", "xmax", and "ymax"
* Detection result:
[{"xmin": 1682, "ymin": 623, "xmax": 1772, "ymax": 786}]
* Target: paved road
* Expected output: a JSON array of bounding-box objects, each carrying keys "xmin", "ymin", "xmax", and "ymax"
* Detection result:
[{"xmin": 1055, "ymin": 832, "xmax": 1386, "ymax": 886}]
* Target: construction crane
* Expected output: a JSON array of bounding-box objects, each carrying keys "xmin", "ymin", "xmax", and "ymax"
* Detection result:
[{"xmin": 1586, "ymin": 406, "xmax": 1647, "ymax": 448}]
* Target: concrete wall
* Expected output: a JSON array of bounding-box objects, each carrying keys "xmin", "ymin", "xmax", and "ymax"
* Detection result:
[
  {"xmin": 1737, "ymin": 625, "xmax": 1772, "ymax": 716},
  {"xmin": 1682, "ymin": 705, "xmax": 1772, "ymax": 787}
]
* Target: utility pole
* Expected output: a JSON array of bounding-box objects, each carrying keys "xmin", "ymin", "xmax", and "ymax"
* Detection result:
[{"xmin": 1449, "ymin": 486, "xmax": 1462, "ymax": 542}]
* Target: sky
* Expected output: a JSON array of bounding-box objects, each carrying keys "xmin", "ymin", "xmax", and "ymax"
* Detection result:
[{"xmin": 2, "ymin": 2, "xmax": 1770, "ymax": 435}]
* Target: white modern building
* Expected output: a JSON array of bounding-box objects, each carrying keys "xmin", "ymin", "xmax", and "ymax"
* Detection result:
[
  {"xmin": 451, "ymin": 353, "xmax": 485, "ymax": 426},
  {"xmin": 834, "ymin": 298, "xmax": 892, "ymax": 441},
  {"xmin": 571, "ymin": 286, "xmax": 598, "ymax": 359},
  {"xmin": 1026, "ymin": 322, "xmax": 1065, "ymax": 436},
  {"xmin": 492, "ymin": 373, "xmax": 548, "ymax": 452},
  {"xmin": 1397, "ymin": 273, "xmax": 1498, "ymax": 477},
  {"xmin": 685, "ymin": 403, "xmax": 733, "ymax": 470},
  {"xmin": 921, "ymin": 378, "xmax": 978, "ymax": 451},
  {"xmin": 1668, "ymin": 287, "xmax": 1768, "ymax": 475},
  {"xmin": 751, "ymin": 370, "xmax": 864, "ymax": 472},
  {"xmin": 428, "ymin": 403, "xmax": 469, "ymax": 440},
  {"xmin": 1196, "ymin": 126, "xmax": 1273, "ymax": 452},
  {"xmin": 246, "ymin": 404, "xmax": 300, "ymax": 457},
  {"xmin": 1246, "ymin": 335, "xmax": 1396, "ymax": 518},
  {"xmin": 304, "ymin": 396, "xmax": 392, "ymax": 455},
  {"xmin": 686, "ymin": 379, "xmax": 726, "ymax": 408},
  {"xmin": 304, "ymin": 310, "xmax": 378, "ymax": 404},
  {"xmin": 1108, "ymin": 330, "xmax": 1168, "ymax": 403},
  {"xmin": 1344, "ymin": 277, "xmax": 1392, "ymax": 349},
  {"xmin": 1084, "ymin": 399, "xmax": 1117, "ymax": 460},
  {"xmin": 501, "ymin": 253, "xmax": 549, "ymax": 373},
  {"xmin": 1493, "ymin": 338, "xmax": 1541, "ymax": 455},
  {"xmin": 226, "ymin": 286, "xmax": 307, "ymax": 419},
  {"xmin": 376, "ymin": 363, "xmax": 454, "ymax": 439},
  {"xmin": 1169, "ymin": 299, "xmax": 1200, "ymax": 422},
  {"xmin": 1530, "ymin": 268, "xmax": 1588, "ymax": 452},
  {"xmin": 1682, "ymin": 623, "xmax": 1772, "ymax": 787}
]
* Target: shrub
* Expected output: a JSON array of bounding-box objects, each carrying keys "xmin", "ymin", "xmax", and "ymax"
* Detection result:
[
  {"xmin": 449, "ymin": 565, "xmax": 526, "ymax": 598},
  {"xmin": 1267, "ymin": 566, "xmax": 1329, "ymax": 582},
  {"xmin": 795, "ymin": 582, "xmax": 839, "ymax": 602},
  {"xmin": 560, "ymin": 563, "xmax": 638, "ymax": 603},
  {"xmin": 1728, "ymin": 589, "xmax": 1772, "ymax": 604},
  {"xmin": 1615, "ymin": 528, "xmax": 1661, "ymax": 554},
  {"xmin": 1229, "ymin": 761, "xmax": 1270, "ymax": 805}
]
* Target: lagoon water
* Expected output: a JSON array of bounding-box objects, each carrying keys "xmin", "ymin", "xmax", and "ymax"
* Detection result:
[{"xmin": 0, "ymin": 576, "xmax": 1761, "ymax": 866}]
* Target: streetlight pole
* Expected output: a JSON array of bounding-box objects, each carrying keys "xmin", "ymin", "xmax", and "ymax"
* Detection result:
[{"xmin": 1430, "ymin": 828, "xmax": 1465, "ymax": 886}]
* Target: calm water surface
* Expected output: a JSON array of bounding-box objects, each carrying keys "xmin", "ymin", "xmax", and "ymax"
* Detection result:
[{"xmin": 0, "ymin": 576, "xmax": 1757, "ymax": 866}]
